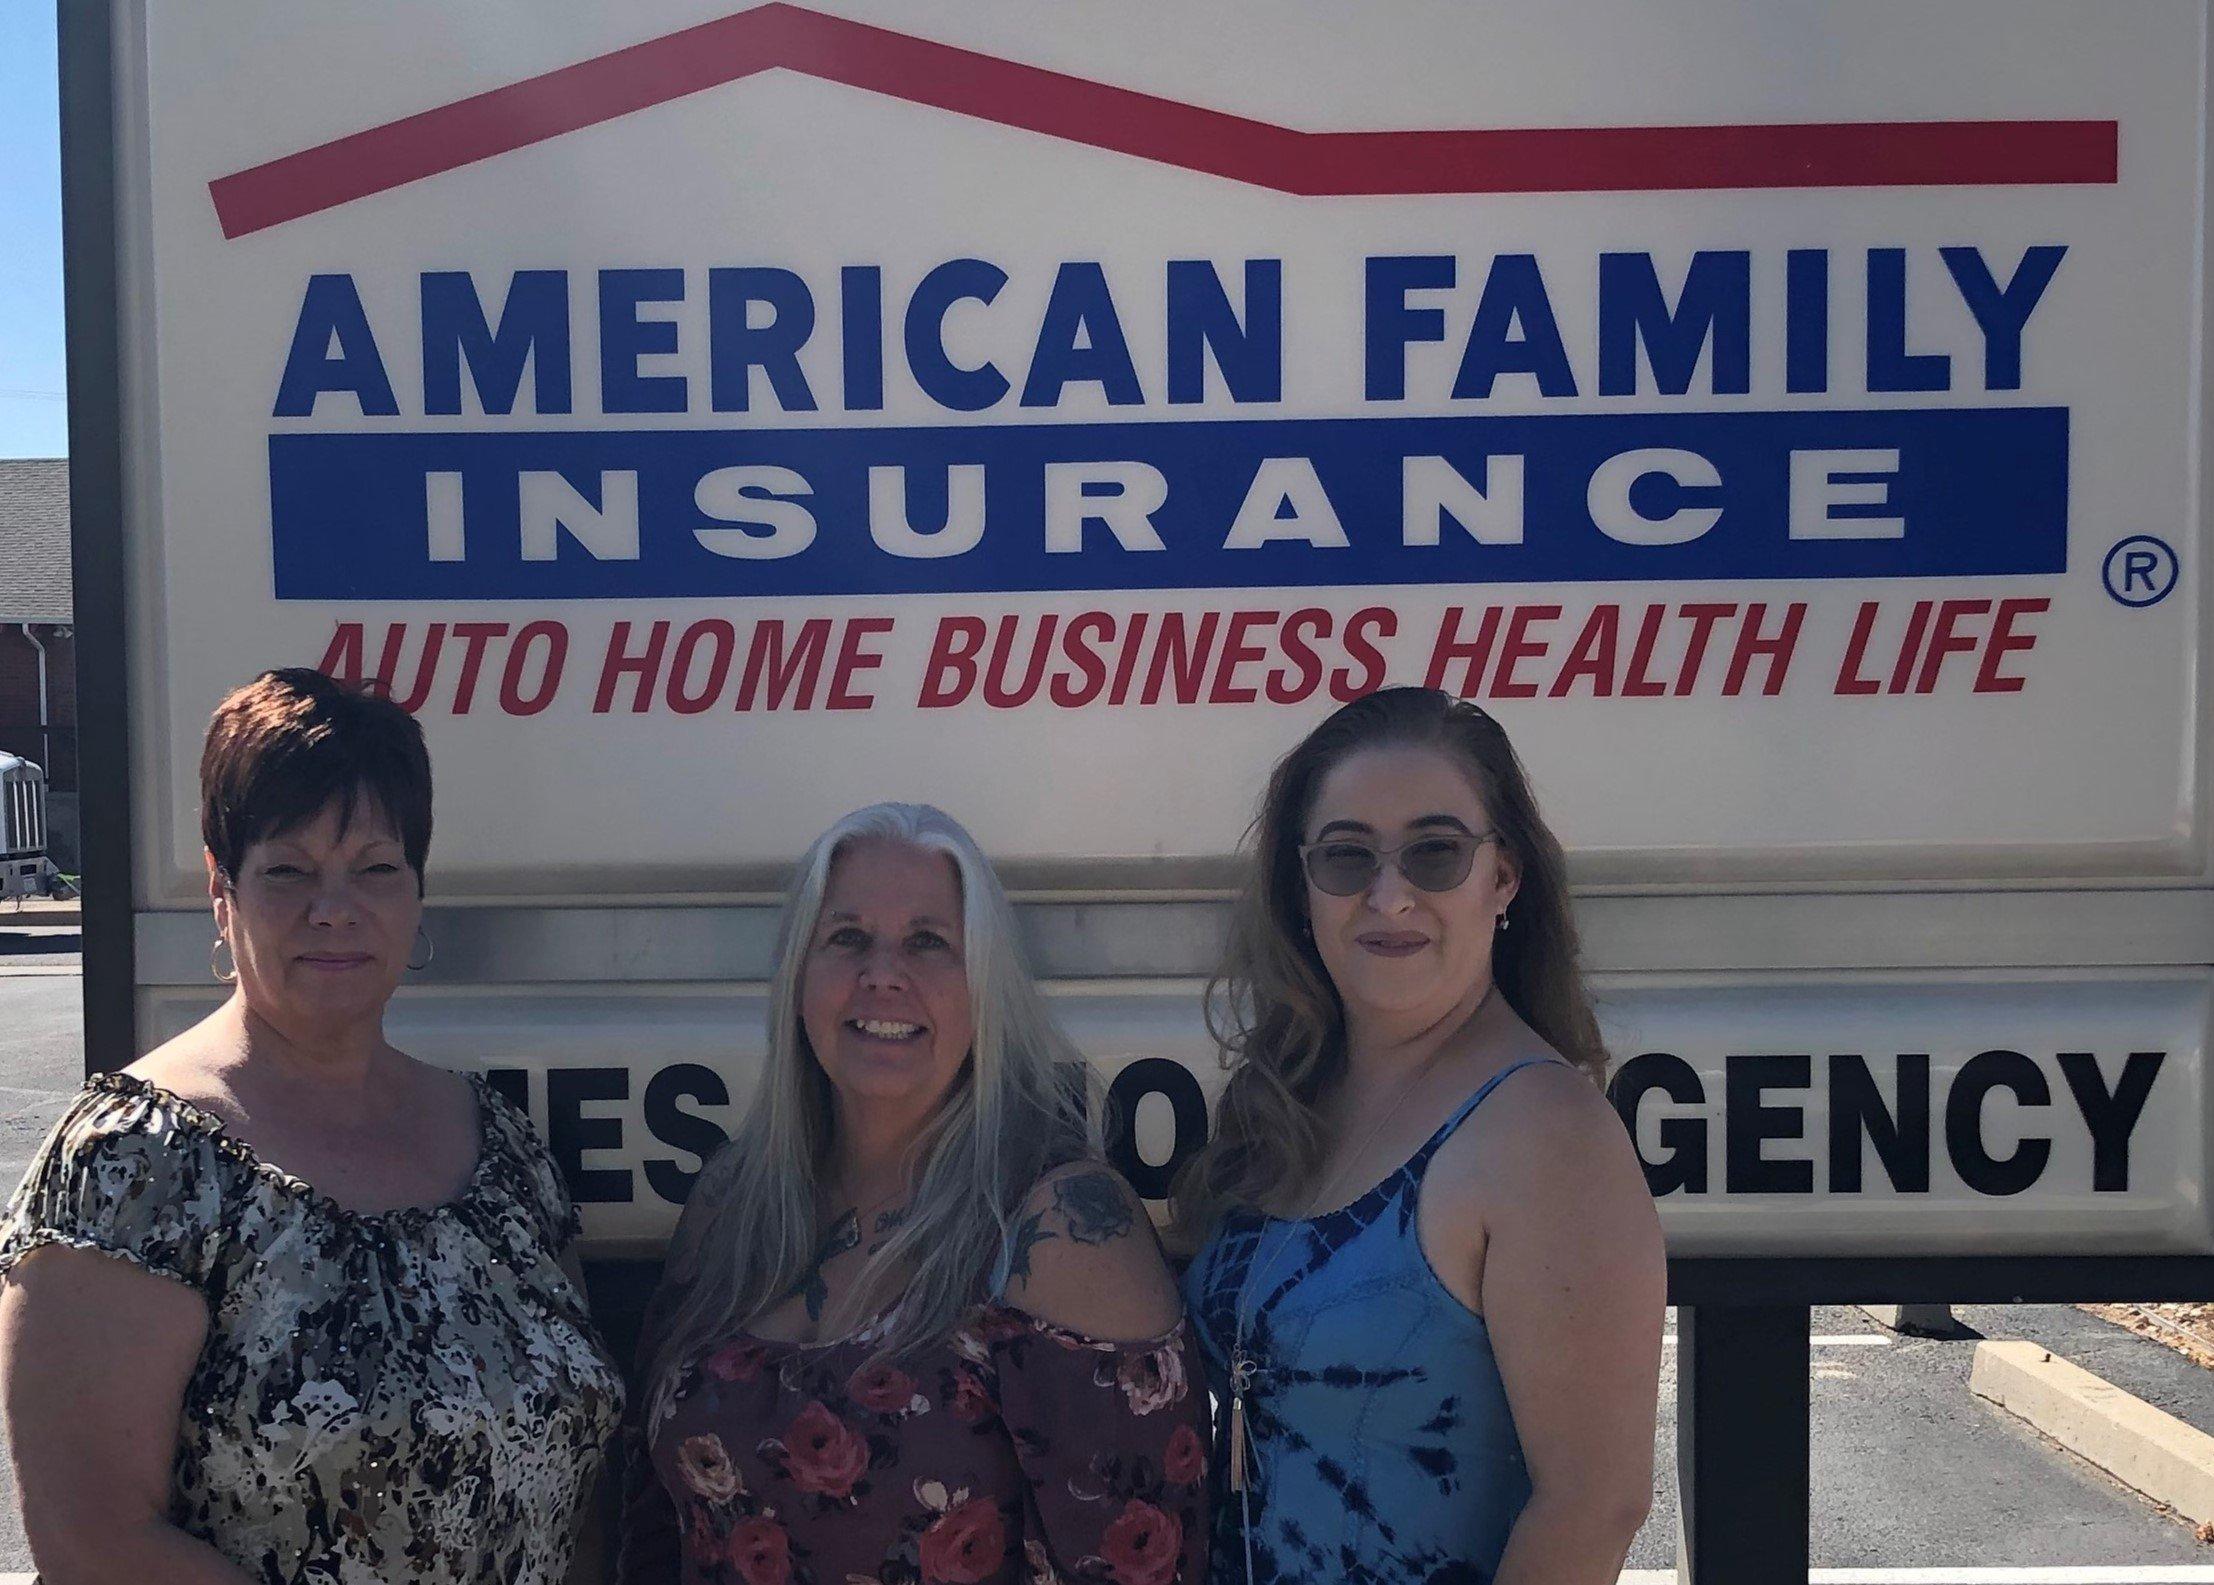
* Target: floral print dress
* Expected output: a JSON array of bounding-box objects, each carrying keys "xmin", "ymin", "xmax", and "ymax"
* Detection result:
[
  {"xmin": 0, "ymin": 1069, "xmax": 625, "ymax": 1585},
  {"xmin": 625, "ymin": 1305, "xmax": 1209, "ymax": 1585}
]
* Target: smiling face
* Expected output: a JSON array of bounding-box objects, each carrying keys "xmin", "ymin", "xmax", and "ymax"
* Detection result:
[
  {"xmin": 799, "ymin": 838, "xmax": 976, "ymax": 1128},
  {"xmin": 210, "ymin": 793, "xmax": 422, "ymax": 1041},
  {"xmin": 1301, "ymin": 743, "xmax": 1520, "ymax": 1032}
]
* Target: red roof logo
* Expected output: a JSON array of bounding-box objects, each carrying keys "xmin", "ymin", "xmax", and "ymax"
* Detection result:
[{"xmin": 210, "ymin": 2, "xmax": 2118, "ymax": 240}]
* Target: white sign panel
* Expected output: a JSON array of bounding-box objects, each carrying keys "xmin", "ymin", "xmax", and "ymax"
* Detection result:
[
  {"xmin": 122, "ymin": 0, "xmax": 2206, "ymax": 899},
  {"xmin": 142, "ymin": 971, "xmax": 2214, "ymax": 1257}
]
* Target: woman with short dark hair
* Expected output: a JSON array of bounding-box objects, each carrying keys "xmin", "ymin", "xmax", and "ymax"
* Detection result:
[
  {"xmin": 0, "ymin": 667, "xmax": 623, "ymax": 1584},
  {"xmin": 1174, "ymin": 686, "xmax": 1663, "ymax": 1585}
]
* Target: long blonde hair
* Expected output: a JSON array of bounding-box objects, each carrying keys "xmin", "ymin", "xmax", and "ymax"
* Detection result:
[
  {"xmin": 648, "ymin": 804, "xmax": 1093, "ymax": 1404},
  {"xmin": 1170, "ymin": 688, "xmax": 1606, "ymax": 1252}
]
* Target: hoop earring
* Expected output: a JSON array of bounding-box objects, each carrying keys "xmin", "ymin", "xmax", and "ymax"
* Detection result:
[
  {"xmin": 1495, "ymin": 912, "xmax": 1510, "ymax": 932},
  {"xmin": 407, "ymin": 925, "xmax": 435, "ymax": 972},
  {"xmin": 211, "ymin": 936, "xmax": 237, "ymax": 983}
]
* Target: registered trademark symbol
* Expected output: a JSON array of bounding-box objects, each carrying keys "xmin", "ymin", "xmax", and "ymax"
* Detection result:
[{"xmin": 2103, "ymin": 535, "xmax": 2180, "ymax": 607}]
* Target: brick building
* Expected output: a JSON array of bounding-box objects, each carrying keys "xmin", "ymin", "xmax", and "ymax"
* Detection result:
[{"xmin": 0, "ymin": 459, "xmax": 77, "ymax": 870}]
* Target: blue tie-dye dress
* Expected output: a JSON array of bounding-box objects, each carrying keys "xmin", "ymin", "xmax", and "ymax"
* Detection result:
[{"xmin": 1182, "ymin": 1058, "xmax": 1560, "ymax": 1585}]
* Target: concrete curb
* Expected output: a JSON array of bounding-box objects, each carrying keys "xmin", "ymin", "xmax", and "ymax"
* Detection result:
[
  {"xmin": 1861, "ymin": 1303, "xmax": 1956, "ymax": 1336},
  {"xmin": 1971, "ymin": 1338, "xmax": 2214, "ymax": 1524},
  {"xmin": 0, "ymin": 906, "xmax": 78, "ymax": 928}
]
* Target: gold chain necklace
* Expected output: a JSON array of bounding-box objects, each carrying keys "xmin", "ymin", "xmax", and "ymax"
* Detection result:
[{"xmin": 1224, "ymin": 984, "xmax": 1496, "ymax": 1565}]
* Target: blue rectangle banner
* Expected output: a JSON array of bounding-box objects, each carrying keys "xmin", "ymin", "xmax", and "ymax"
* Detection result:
[{"xmin": 268, "ymin": 406, "xmax": 2066, "ymax": 600}]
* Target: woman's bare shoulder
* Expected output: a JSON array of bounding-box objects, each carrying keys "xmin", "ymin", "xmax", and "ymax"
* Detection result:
[
  {"xmin": 122, "ymin": 1026, "xmax": 235, "ymax": 1106},
  {"xmin": 1431, "ymin": 1053, "xmax": 1636, "ymax": 1202},
  {"xmin": 1001, "ymin": 1162, "xmax": 1181, "ymax": 1340}
]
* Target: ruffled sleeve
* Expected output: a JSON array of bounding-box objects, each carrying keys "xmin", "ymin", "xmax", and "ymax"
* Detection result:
[
  {"xmin": 0, "ymin": 1074, "xmax": 225, "ymax": 1293},
  {"xmin": 476, "ymin": 1077, "xmax": 584, "ymax": 1252},
  {"xmin": 987, "ymin": 1305, "xmax": 1210, "ymax": 1585}
]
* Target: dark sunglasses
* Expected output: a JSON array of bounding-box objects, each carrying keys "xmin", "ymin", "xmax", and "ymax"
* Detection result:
[{"xmin": 1297, "ymin": 830, "xmax": 1499, "ymax": 896}]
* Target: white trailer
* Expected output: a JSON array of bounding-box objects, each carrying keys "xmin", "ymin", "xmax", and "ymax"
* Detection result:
[{"xmin": 0, "ymin": 753, "xmax": 66, "ymax": 903}]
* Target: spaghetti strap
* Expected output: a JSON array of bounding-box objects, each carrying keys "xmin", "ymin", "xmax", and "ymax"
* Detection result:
[{"xmin": 1405, "ymin": 1056, "xmax": 1564, "ymax": 1176}]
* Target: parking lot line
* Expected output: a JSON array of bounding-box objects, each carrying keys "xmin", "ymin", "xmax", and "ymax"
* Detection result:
[
  {"xmin": 1658, "ymin": 1332, "xmax": 1893, "ymax": 1348},
  {"xmin": 1621, "ymin": 1570, "xmax": 2214, "ymax": 1583}
]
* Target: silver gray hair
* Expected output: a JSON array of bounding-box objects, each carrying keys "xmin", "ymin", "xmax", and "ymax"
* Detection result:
[{"xmin": 647, "ymin": 803, "xmax": 1096, "ymax": 1409}]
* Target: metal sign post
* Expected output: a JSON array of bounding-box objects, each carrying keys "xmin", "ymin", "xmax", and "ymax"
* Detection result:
[
  {"xmin": 1669, "ymin": 1258, "xmax": 2214, "ymax": 1585},
  {"xmin": 1677, "ymin": 1305, "xmax": 1810, "ymax": 1585},
  {"xmin": 57, "ymin": 0, "xmax": 133, "ymax": 1073}
]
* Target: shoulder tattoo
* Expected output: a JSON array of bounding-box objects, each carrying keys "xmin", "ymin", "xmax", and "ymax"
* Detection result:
[
  {"xmin": 1004, "ymin": 1169, "xmax": 1141, "ymax": 1289},
  {"xmin": 1051, "ymin": 1169, "xmax": 1136, "ymax": 1246},
  {"xmin": 1004, "ymin": 1207, "xmax": 1055, "ymax": 1285}
]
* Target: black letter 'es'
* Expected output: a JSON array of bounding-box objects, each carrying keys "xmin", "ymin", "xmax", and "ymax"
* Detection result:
[
  {"xmin": 1606, "ymin": 1052, "xmax": 1707, "ymax": 1195},
  {"xmin": 2056, "ymin": 1051, "xmax": 2164, "ymax": 1192},
  {"xmin": 643, "ymin": 1063, "xmax": 732, "ymax": 1205},
  {"xmin": 1727, "ymin": 1054, "xmax": 1814, "ymax": 1194},
  {"xmin": 1828, "ymin": 1053, "xmax": 1931, "ymax": 1193},
  {"xmin": 1945, "ymin": 1049, "xmax": 2051, "ymax": 1196},
  {"xmin": 547, "ymin": 1067, "xmax": 632, "ymax": 1204},
  {"xmin": 1104, "ymin": 1058, "xmax": 1209, "ymax": 1201}
]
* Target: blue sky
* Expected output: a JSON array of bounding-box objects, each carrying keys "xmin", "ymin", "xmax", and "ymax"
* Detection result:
[{"xmin": 0, "ymin": 6, "xmax": 66, "ymax": 460}]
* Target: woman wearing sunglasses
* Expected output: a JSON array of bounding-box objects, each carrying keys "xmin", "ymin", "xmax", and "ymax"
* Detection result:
[{"xmin": 1173, "ymin": 686, "xmax": 1663, "ymax": 1585}]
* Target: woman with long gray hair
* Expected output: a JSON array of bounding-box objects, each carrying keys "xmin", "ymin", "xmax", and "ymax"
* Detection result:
[{"xmin": 619, "ymin": 803, "xmax": 1208, "ymax": 1585}]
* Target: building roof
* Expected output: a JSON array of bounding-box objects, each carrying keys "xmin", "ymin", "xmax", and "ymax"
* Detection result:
[{"xmin": 0, "ymin": 459, "xmax": 71, "ymax": 624}]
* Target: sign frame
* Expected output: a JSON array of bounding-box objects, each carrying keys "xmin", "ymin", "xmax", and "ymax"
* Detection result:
[
  {"xmin": 63, "ymin": 0, "xmax": 2214, "ymax": 1303},
  {"xmin": 56, "ymin": 7, "xmax": 2214, "ymax": 1580}
]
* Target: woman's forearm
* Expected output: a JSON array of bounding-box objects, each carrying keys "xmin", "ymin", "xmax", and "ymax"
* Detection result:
[
  {"xmin": 1490, "ymin": 1486, "xmax": 1651, "ymax": 1585},
  {"xmin": 27, "ymin": 1513, "xmax": 258, "ymax": 1585}
]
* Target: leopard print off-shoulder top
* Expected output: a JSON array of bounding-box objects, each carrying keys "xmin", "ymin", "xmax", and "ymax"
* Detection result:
[{"xmin": 0, "ymin": 1069, "xmax": 625, "ymax": 1585}]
